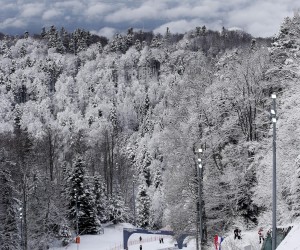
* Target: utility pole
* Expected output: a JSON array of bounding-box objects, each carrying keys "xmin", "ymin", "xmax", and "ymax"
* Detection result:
[
  {"xmin": 271, "ymin": 93, "xmax": 277, "ymax": 250},
  {"xmin": 197, "ymin": 148, "xmax": 203, "ymax": 250},
  {"xmin": 74, "ymin": 188, "xmax": 79, "ymax": 250},
  {"xmin": 133, "ymin": 180, "xmax": 136, "ymax": 226},
  {"xmin": 19, "ymin": 207, "xmax": 23, "ymax": 250}
]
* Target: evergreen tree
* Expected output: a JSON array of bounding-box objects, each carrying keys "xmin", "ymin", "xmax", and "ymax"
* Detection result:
[
  {"xmin": 68, "ymin": 158, "xmax": 101, "ymax": 234},
  {"xmin": 68, "ymin": 158, "xmax": 85, "ymax": 233},
  {"xmin": 0, "ymin": 169, "xmax": 20, "ymax": 250},
  {"xmin": 108, "ymin": 191, "xmax": 130, "ymax": 224},
  {"xmin": 136, "ymin": 183, "xmax": 151, "ymax": 228},
  {"xmin": 290, "ymin": 155, "xmax": 300, "ymax": 218},
  {"xmin": 93, "ymin": 175, "xmax": 109, "ymax": 223},
  {"xmin": 47, "ymin": 25, "xmax": 58, "ymax": 49},
  {"xmin": 80, "ymin": 182, "xmax": 101, "ymax": 234}
]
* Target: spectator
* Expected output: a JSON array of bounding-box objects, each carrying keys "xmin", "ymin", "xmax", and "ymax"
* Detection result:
[
  {"xmin": 238, "ymin": 229, "xmax": 242, "ymax": 239},
  {"xmin": 234, "ymin": 228, "xmax": 239, "ymax": 240},
  {"xmin": 258, "ymin": 228, "xmax": 264, "ymax": 244}
]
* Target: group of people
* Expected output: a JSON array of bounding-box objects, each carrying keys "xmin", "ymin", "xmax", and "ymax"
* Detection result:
[
  {"xmin": 233, "ymin": 228, "xmax": 242, "ymax": 240},
  {"xmin": 234, "ymin": 227, "xmax": 265, "ymax": 244},
  {"xmin": 138, "ymin": 236, "xmax": 164, "ymax": 249}
]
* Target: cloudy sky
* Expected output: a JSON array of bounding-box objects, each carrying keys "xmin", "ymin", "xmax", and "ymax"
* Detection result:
[{"xmin": 0, "ymin": 0, "xmax": 299, "ymax": 39}]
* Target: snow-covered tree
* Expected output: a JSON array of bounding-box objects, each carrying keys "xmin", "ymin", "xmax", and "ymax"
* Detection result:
[
  {"xmin": 0, "ymin": 168, "xmax": 20, "ymax": 250},
  {"xmin": 79, "ymin": 182, "xmax": 101, "ymax": 234},
  {"xmin": 136, "ymin": 183, "xmax": 151, "ymax": 228},
  {"xmin": 108, "ymin": 191, "xmax": 130, "ymax": 224},
  {"xmin": 93, "ymin": 175, "xmax": 109, "ymax": 223}
]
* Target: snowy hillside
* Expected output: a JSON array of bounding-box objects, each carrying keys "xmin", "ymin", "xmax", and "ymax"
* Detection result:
[{"xmin": 2, "ymin": 11, "xmax": 300, "ymax": 250}]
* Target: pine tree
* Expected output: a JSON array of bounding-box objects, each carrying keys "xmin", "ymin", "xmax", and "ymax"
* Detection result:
[
  {"xmin": 136, "ymin": 183, "xmax": 151, "ymax": 228},
  {"xmin": 47, "ymin": 25, "xmax": 58, "ymax": 49},
  {"xmin": 68, "ymin": 158, "xmax": 85, "ymax": 233},
  {"xmin": 0, "ymin": 169, "xmax": 20, "ymax": 250},
  {"xmin": 108, "ymin": 191, "xmax": 130, "ymax": 224},
  {"xmin": 68, "ymin": 158, "xmax": 101, "ymax": 234},
  {"xmin": 79, "ymin": 182, "xmax": 101, "ymax": 234},
  {"xmin": 93, "ymin": 175, "xmax": 109, "ymax": 223},
  {"xmin": 291, "ymin": 155, "xmax": 300, "ymax": 218}
]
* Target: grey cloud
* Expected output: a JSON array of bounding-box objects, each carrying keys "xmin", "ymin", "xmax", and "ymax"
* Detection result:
[{"xmin": 0, "ymin": 0, "xmax": 300, "ymax": 37}]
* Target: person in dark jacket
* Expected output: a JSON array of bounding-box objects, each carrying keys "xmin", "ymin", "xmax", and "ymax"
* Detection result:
[{"xmin": 234, "ymin": 228, "xmax": 239, "ymax": 240}]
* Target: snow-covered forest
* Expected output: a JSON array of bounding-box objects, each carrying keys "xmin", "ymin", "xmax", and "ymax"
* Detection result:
[{"xmin": 1, "ymin": 12, "xmax": 300, "ymax": 250}]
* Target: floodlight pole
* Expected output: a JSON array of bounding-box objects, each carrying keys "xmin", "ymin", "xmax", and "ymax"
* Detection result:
[
  {"xmin": 74, "ymin": 188, "xmax": 79, "ymax": 250},
  {"xmin": 133, "ymin": 180, "xmax": 136, "ymax": 226},
  {"xmin": 271, "ymin": 94, "xmax": 277, "ymax": 250},
  {"xmin": 197, "ymin": 148, "xmax": 203, "ymax": 250},
  {"xmin": 20, "ymin": 208, "xmax": 23, "ymax": 250}
]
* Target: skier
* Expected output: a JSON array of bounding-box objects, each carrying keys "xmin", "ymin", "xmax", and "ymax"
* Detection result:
[
  {"xmin": 140, "ymin": 245, "xmax": 142, "ymax": 250},
  {"xmin": 161, "ymin": 237, "xmax": 164, "ymax": 243},
  {"xmin": 139, "ymin": 236, "xmax": 142, "ymax": 242}
]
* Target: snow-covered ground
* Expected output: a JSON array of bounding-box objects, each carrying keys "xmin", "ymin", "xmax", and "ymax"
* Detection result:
[
  {"xmin": 277, "ymin": 223, "xmax": 300, "ymax": 250},
  {"xmin": 50, "ymin": 222, "xmax": 300, "ymax": 250},
  {"xmin": 49, "ymin": 223, "xmax": 196, "ymax": 250}
]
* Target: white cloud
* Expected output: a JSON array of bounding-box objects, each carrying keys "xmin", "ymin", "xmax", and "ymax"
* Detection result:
[
  {"xmin": 227, "ymin": 1, "xmax": 294, "ymax": 37},
  {"xmin": 0, "ymin": 17, "xmax": 26, "ymax": 29},
  {"xmin": 21, "ymin": 3, "xmax": 44, "ymax": 18},
  {"xmin": 104, "ymin": 1, "xmax": 167, "ymax": 23},
  {"xmin": 84, "ymin": 3, "xmax": 113, "ymax": 21},
  {"xmin": 91, "ymin": 27, "xmax": 117, "ymax": 39},
  {"xmin": 42, "ymin": 9, "xmax": 62, "ymax": 21}
]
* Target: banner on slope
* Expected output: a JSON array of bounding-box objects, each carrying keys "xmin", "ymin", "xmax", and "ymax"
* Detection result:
[{"xmin": 214, "ymin": 235, "xmax": 224, "ymax": 250}]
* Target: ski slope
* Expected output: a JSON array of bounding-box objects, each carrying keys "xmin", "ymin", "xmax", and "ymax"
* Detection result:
[
  {"xmin": 50, "ymin": 222, "xmax": 300, "ymax": 250},
  {"xmin": 49, "ymin": 223, "xmax": 197, "ymax": 250}
]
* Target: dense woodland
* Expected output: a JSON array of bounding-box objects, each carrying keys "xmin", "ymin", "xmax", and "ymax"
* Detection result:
[{"xmin": 0, "ymin": 13, "xmax": 300, "ymax": 250}]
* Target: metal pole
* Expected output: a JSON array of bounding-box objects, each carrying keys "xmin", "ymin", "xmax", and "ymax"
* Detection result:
[
  {"xmin": 133, "ymin": 181, "xmax": 136, "ymax": 226},
  {"xmin": 199, "ymin": 166, "xmax": 203, "ymax": 246},
  {"xmin": 194, "ymin": 152, "xmax": 199, "ymax": 250},
  {"xmin": 75, "ymin": 189, "xmax": 79, "ymax": 250},
  {"xmin": 197, "ymin": 149, "xmax": 203, "ymax": 250},
  {"xmin": 20, "ymin": 211, "xmax": 23, "ymax": 250},
  {"xmin": 197, "ymin": 165, "xmax": 202, "ymax": 249},
  {"xmin": 272, "ymin": 95, "xmax": 277, "ymax": 250}
]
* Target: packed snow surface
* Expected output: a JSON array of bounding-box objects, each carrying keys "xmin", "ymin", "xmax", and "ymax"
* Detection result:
[
  {"xmin": 50, "ymin": 222, "xmax": 300, "ymax": 250},
  {"xmin": 49, "ymin": 223, "xmax": 196, "ymax": 250},
  {"xmin": 277, "ymin": 223, "xmax": 300, "ymax": 250}
]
